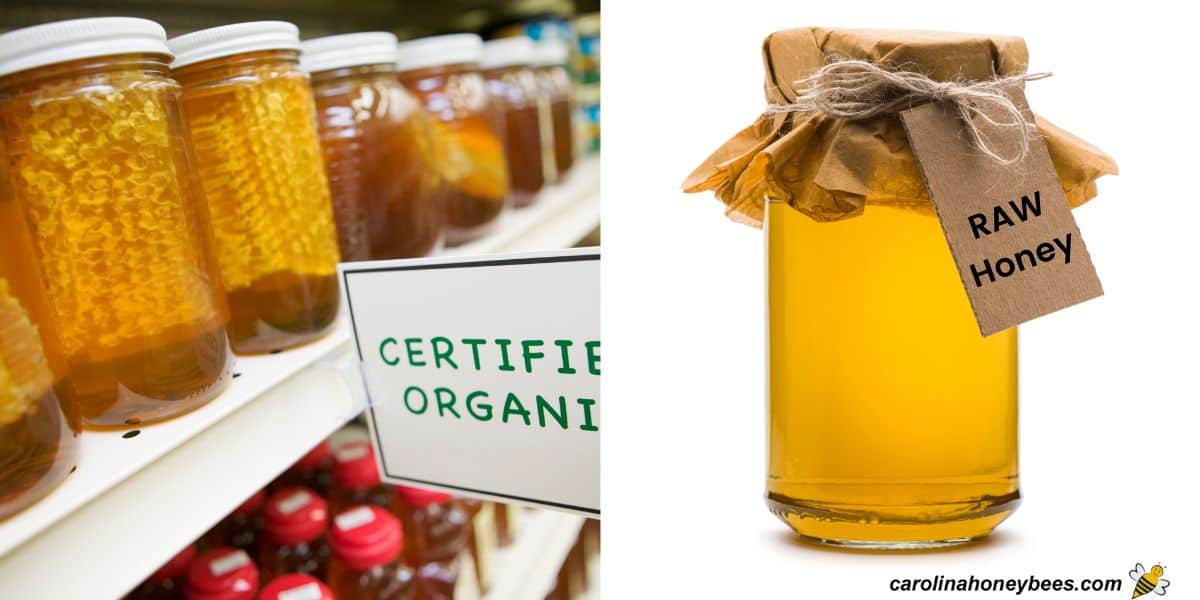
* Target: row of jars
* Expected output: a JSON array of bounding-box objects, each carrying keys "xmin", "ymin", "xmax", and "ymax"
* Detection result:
[
  {"xmin": 125, "ymin": 438, "xmax": 522, "ymax": 600},
  {"xmin": 0, "ymin": 17, "xmax": 576, "ymax": 521}
]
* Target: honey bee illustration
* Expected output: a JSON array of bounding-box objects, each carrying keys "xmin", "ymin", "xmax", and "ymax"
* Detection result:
[{"xmin": 1129, "ymin": 563, "xmax": 1170, "ymax": 598}]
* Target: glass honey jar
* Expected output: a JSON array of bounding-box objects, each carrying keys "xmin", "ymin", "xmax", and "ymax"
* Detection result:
[
  {"xmin": 168, "ymin": 22, "xmax": 341, "ymax": 355},
  {"xmin": 684, "ymin": 27, "xmax": 1117, "ymax": 548},
  {"xmin": 0, "ymin": 133, "xmax": 79, "ymax": 518},
  {"xmin": 396, "ymin": 34, "xmax": 509, "ymax": 246},
  {"xmin": 0, "ymin": 18, "xmax": 232, "ymax": 429},
  {"xmin": 481, "ymin": 37, "xmax": 546, "ymax": 208},
  {"xmin": 302, "ymin": 32, "xmax": 445, "ymax": 261},
  {"xmin": 531, "ymin": 40, "xmax": 574, "ymax": 182}
]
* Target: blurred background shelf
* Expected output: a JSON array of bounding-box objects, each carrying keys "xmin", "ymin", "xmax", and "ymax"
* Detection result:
[
  {"xmin": 485, "ymin": 510, "xmax": 586, "ymax": 600},
  {"xmin": 0, "ymin": 164, "xmax": 598, "ymax": 598}
]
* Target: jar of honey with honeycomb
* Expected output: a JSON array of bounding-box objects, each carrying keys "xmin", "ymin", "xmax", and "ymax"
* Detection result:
[
  {"xmin": 0, "ymin": 133, "xmax": 79, "ymax": 519},
  {"xmin": 396, "ymin": 34, "xmax": 509, "ymax": 246},
  {"xmin": 168, "ymin": 22, "xmax": 341, "ymax": 355},
  {"xmin": 531, "ymin": 40, "xmax": 574, "ymax": 182},
  {"xmin": 481, "ymin": 38, "xmax": 546, "ymax": 208},
  {"xmin": 0, "ymin": 18, "xmax": 232, "ymax": 429},
  {"xmin": 302, "ymin": 32, "xmax": 445, "ymax": 261}
]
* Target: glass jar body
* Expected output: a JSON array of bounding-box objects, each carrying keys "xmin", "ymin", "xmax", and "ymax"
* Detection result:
[
  {"xmin": 173, "ymin": 50, "xmax": 341, "ymax": 355},
  {"xmin": 310, "ymin": 65, "xmax": 445, "ymax": 261},
  {"xmin": 258, "ymin": 536, "xmax": 332, "ymax": 582},
  {"xmin": 764, "ymin": 201, "xmax": 1020, "ymax": 548},
  {"xmin": 482, "ymin": 65, "xmax": 545, "ymax": 208},
  {"xmin": 534, "ymin": 65, "xmax": 573, "ymax": 180},
  {"xmin": 398, "ymin": 63, "xmax": 509, "ymax": 246},
  {"xmin": 0, "ymin": 53, "xmax": 231, "ymax": 429},
  {"xmin": 326, "ymin": 559, "xmax": 415, "ymax": 600},
  {"xmin": 396, "ymin": 498, "xmax": 469, "ymax": 564}
]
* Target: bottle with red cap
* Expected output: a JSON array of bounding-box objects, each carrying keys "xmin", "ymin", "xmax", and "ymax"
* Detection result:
[
  {"xmin": 125, "ymin": 543, "xmax": 197, "ymax": 599},
  {"xmin": 184, "ymin": 547, "xmax": 259, "ymax": 600},
  {"xmin": 329, "ymin": 440, "xmax": 395, "ymax": 515},
  {"xmin": 274, "ymin": 441, "xmax": 334, "ymax": 495},
  {"xmin": 258, "ymin": 487, "xmax": 333, "ymax": 581},
  {"xmin": 202, "ymin": 489, "xmax": 266, "ymax": 553},
  {"xmin": 326, "ymin": 505, "xmax": 415, "ymax": 600},
  {"xmin": 258, "ymin": 574, "xmax": 334, "ymax": 600},
  {"xmin": 394, "ymin": 486, "xmax": 470, "ymax": 565}
]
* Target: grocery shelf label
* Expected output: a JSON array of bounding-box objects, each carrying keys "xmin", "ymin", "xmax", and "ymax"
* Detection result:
[{"xmin": 339, "ymin": 248, "xmax": 600, "ymax": 517}]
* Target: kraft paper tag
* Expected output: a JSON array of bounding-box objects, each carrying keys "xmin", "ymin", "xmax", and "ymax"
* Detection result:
[{"xmin": 900, "ymin": 91, "xmax": 1103, "ymax": 336}]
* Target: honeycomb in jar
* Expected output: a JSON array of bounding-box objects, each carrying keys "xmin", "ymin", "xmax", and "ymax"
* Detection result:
[
  {"xmin": 0, "ymin": 278, "xmax": 53, "ymax": 427},
  {"xmin": 2, "ymin": 74, "xmax": 223, "ymax": 359},
  {"xmin": 182, "ymin": 65, "xmax": 340, "ymax": 290}
]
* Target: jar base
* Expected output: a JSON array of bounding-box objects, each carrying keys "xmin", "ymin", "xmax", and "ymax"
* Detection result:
[{"xmin": 767, "ymin": 491, "xmax": 1020, "ymax": 550}]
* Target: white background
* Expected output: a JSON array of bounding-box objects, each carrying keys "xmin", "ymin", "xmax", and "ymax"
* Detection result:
[{"xmin": 603, "ymin": 1, "xmax": 1197, "ymax": 597}]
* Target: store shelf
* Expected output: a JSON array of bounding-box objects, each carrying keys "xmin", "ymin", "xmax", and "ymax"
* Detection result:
[
  {"xmin": 485, "ymin": 510, "xmax": 587, "ymax": 600},
  {"xmin": 0, "ymin": 159, "xmax": 599, "ymax": 599}
]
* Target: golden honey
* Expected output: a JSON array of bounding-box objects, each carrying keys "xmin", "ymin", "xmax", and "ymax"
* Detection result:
[
  {"xmin": 0, "ymin": 135, "xmax": 79, "ymax": 518},
  {"xmin": 170, "ymin": 26, "xmax": 341, "ymax": 355},
  {"xmin": 304, "ymin": 33, "xmax": 445, "ymax": 261},
  {"xmin": 0, "ymin": 20, "xmax": 232, "ymax": 429},
  {"xmin": 765, "ymin": 201, "xmax": 1019, "ymax": 547},
  {"xmin": 397, "ymin": 35, "xmax": 509, "ymax": 246},
  {"xmin": 532, "ymin": 41, "xmax": 574, "ymax": 180},
  {"xmin": 482, "ymin": 39, "xmax": 546, "ymax": 208}
]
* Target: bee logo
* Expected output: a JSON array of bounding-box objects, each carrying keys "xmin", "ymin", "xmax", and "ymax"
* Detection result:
[{"xmin": 1129, "ymin": 563, "xmax": 1170, "ymax": 598}]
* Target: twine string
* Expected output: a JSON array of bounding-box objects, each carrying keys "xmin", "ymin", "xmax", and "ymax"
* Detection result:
[{"xmin": 765, "ymin": 58, "xmax": 1050, "ymax": 165}]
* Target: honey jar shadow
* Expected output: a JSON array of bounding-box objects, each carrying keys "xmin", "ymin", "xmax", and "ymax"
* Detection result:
[{"xmin": 771, "ymin": 529, "xmax": 1019, "ymax": 556}]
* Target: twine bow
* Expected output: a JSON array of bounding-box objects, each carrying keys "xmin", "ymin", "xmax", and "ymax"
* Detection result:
[{"xmin": 766, "ymin": 58, "xmax": 1051, "ymax": 165}]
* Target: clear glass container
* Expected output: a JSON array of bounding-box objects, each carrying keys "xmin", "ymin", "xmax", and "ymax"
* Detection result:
[
  {"xmin": 328, "ymin": 440, "xmax": 395, "ymax": 515},
  {"xmin": 304, "ymin": 33, "xmax": 446, "ymax": 261},
  {"xmin": 394, "ymin": 487, "xmax": 469, "ymax": 565},
  {"xmin": 481, "ymin": 38, "xmax": 545, "ymax": 208},
  {"xmin": 258, "ymin": 486, "xmax": 332, "ymax": 581},
  {"xmin": 169, "ymin": 22, "xmax": 340, "ymax": 355},
  {"xmin": 397, "ymin": 34, "xmax": 509, "ymax": 246},
  {"xmin": 0, "ymin": 18, "xmax": 232, "ymax": 429},
  {"xmin": 765, "ymin": 201, "xmax": 1019, "ymax": 548},
  {"xmin": 532, "ymin": 41, "xmax": 574, "ymax": 181},
  {"xmin": 0, "ymin": 133, "xmax": 80, "ymax": 519},
  {"xmin": 327, "ymin": 505, "xmax": 416, "ymax": 600}
]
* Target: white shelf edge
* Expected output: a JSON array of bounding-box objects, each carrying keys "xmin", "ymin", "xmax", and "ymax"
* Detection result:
[
  {"xmin": 485, "ymin": 510, "xmax": 586, "ymax": 600},
  {"xmin": 0, "ymin": 160, "xmax": 599, "ymax": 600}
]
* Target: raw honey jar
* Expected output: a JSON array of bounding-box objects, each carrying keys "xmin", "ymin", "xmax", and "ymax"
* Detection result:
[
  {"xmin": 169, "ymin": 22, "xmax": 341, "ymax": 355},
  {"xmin": 0, "ymin": 135, "xmax": 79, "ymax": 518},
  {"xmin": 302, "ymin": 32, "xmax": 445, "ymax": 261},
  {"xmin": 684, "ymin": 28, "xmax": 1117, "ymax": 548},
  {"xmin": 0, "ymin": 17, "xmax": 232, "ymax": 429},
  {"xmin": 396, "ymin": 34, "xmax": 509, "ymax": 246},
  {"xmin": 481, "ymin": 37, "xmax": 546, "ymax": 208}
]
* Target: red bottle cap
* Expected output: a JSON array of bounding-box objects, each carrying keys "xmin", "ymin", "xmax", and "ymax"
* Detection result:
[
  {"xmin": 258, "ymin": 574, "xmax": 333, "ymax": 600},
  {"xmin": 329, "ymin": 505, "xmax": 403, "ymax": 571},
  {"xmin": 147, "ymin": 543, "xmax": 197, "ymax": 584},
  {"xmin": 185, "ymin": 547, "xmax": 259, "ymax": 600},
  {"xmin": 231, "ymin": 489, "xmax": 266, "ymax": 518},
  {"xmin": 264, "ymin": 487, "xmax": 328, "ymax": 545},
  {"xmin": 332, "ymin": 441, "xmax": 381, "ymax": 489},
  {"xmin": 294, "ymin": 441, "xmax": 332, "ymax": 471},
  {"xmin": 396, "ymin": 486, "xmax": 454, "ymax": 508}
]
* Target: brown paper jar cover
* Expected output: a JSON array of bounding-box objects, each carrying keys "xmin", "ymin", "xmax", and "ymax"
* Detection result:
[{"xmin": 682, "ymin": 27, "xmax": 1119, "ymax": 225}]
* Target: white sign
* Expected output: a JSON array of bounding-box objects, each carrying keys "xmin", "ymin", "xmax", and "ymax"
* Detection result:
[{"xmin": 340, "ymin": 248, "xmax": 600, "ymax": 516}]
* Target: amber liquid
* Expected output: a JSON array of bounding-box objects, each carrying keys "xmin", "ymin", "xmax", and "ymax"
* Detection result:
[
  {"xmin": 414, "ymin": 560, "xmax": 459, "ymax": 600},
  {"xmin": 484, "ymin": 67, "xmax": 546, "ymax": 208},
  {"xmin": 400, "ymin": 66, "xmax": 509, "ymax": 246},
  {"xmin": 175, "ymin": 52, "xmax": 340, "ymax": 355},
  {"xmin": 258, "ymin": 537, "xmax": 332, "ymax": 582},
  {"xmin": 535, "ymin": 66, "xmax": 574, "ymax": 179},
  {"xmin": 327, "ymin": 560, "xmax": 415, "ymax": 600},
  {"xmin": 0, "ymin": 55, "xmax": 231, "ymax": 428},
  {"xmin": 313, "ymin": 66, "xmax": 445, "ymax": 261},
  {"xmin": 328, "ymin": 484, "xmax": 395, "ymax": 518},
  {"xmin": 398, "ymin": 500, "xmax": 469, "ymax": 565},
  {"xmin": 765, "ymin": 202, "xmax": 1019, "ymax": 546}
]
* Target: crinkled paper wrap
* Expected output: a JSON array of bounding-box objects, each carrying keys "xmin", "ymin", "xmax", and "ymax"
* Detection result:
[{"xmin": 682, "ymin": 27, "xmax": 1118, "ymax": 226}]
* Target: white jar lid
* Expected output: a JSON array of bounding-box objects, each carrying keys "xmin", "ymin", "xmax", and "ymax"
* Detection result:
[
  {"xmin": 531, "ymin": 39, "xmax": 570, "ymax": 67},
  {"xmin": 168, "ymin": 21, "xmax": 300, "ymax": 70},
  {"xmin": 481, "ymin": 37, "xmax": 535, "ymax": 70},
  {"xmin": 0, "ymin": 17, "xmax": 170, "ymax": 79},
  {"xmin": 300, "ymin": 32, "xmax": 398, "ymax": 73},
  {"xmin": 395, "ymin": 33, "xmax": 482, "ymax": 73}
]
